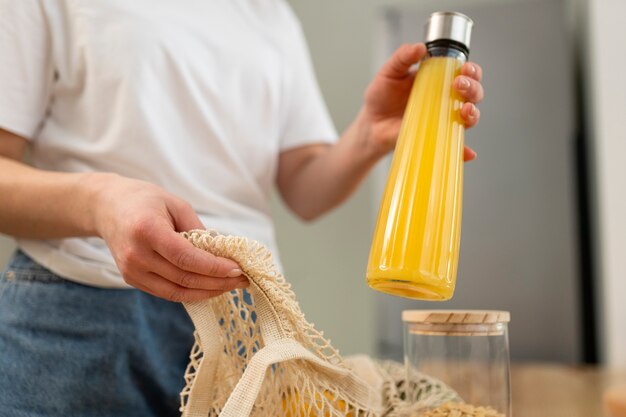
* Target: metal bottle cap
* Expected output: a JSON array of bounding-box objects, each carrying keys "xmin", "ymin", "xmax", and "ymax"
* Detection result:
[{"xmin": 424, "ymin": 11, "xmax": 473, "ymax": 51}]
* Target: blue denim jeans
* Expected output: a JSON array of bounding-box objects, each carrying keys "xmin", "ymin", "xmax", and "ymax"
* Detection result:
[{"xmin": 0, "ymin": 250, "xmax": 195, "ymax": 417}]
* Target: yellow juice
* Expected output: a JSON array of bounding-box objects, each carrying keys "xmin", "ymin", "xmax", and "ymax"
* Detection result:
[{"xmin": 367, "ymin": 56, "xmax": 465, "ymax": 301}]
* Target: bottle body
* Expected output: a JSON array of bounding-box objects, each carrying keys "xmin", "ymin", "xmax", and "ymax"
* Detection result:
[{"xmin": 366, "ymin": 48, "xmax": 466, "ymax": 301}]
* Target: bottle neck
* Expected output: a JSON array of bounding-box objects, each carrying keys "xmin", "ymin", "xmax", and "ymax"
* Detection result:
[{"xmin": 426, "ymin": 40, "xmax": 469, "ymax": 62}]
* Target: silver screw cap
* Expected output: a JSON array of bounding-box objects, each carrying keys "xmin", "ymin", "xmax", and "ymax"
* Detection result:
[{"xmin": 424, "ymin": 11, "xmax": 473, "ymax": 51}]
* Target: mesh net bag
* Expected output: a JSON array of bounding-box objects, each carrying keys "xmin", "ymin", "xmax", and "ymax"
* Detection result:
[{"xmin": 179, "ymin": 230, "xmax": 459, "ymax": 417}]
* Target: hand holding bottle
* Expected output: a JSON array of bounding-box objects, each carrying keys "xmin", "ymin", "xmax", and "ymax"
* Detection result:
[{"xmin": 361, "ymin": 42, "xmax": 484, "ymax": 159}]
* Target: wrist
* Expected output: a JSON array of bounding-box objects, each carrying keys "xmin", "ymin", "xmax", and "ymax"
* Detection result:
[
  {"xmin": 351, "ymin": 108, "xmax": 389, "ymax": 162},
  {"xmin": 81, "ymin": 172, "xmax": 121, "ymax": 237}
]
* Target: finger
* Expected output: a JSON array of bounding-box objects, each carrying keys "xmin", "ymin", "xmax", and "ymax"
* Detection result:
[
  {"xmin": 167, "ymin": 198, "xmax": 204, "ymax": 232},
  {"xmin": 461, "ymin": 62, "xmax": 482, "ymax": 82},
  {"xmin": 460, "ymin": 102, "xmax": 480, "ymax": 128},
  {"xmin": 454, "ymin": 76, "xmax": 484, "ymax": 104},
  {"xmin": 464, "ymin": 146, "xmax": 477, "ymax": 162},
  {"xmin": 150, "ymin": 224, "xmax": 242, "ymax": 277},
  {"xmin": 379, "ymin": 43, "xmax": 427, "ymax": 79},
  {"xmin": 131, "ymin": 271, "xmax": 232, "ymax": 302},
  {"xmin": 149, "ymin": 251, "xmax": 249, "ymax": 291}
]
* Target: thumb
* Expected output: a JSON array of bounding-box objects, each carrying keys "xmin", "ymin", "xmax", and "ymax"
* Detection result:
[
  {"xmin": 379, "ymin": 43, "xmax": 427, "ymax": 79},
  {"xmin": 166, "ymin": 198, "xmax": 205, "ymax": 232}
]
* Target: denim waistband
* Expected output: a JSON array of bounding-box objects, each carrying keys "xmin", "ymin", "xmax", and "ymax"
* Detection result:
[{"xmin": 2, "ymin": 249, "xmax": 67, "ymax": 284}]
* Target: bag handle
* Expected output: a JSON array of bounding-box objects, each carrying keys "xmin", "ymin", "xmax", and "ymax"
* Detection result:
[
  {"xmin": 181, "ymin": 299, "xmax": 224, "ymax": 417},
  {"xmin": 181, "ymin": 277, "xmax": 296, "ymax": 417},
  {"xmin": 182, "ymin": 281, "xmax": 379, "ymax": 417},
  {"xmin": 219, "ymin": 338, "xmax": 349, "ymax": 417}
]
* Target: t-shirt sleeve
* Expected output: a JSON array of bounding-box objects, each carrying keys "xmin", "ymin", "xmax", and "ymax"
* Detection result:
[
  {"xmin": 279, "ymin": 10, "xmax": 338, "ymax": 152},
  {"xmin": 0, "ymin": 0, "xmax": 53, "ymax": 139}
]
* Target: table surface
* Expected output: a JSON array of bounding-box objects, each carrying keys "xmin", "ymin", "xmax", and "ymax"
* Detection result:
[{"xmin": 511, "ymin": 364, "xmax": 626, "ymax": 417}]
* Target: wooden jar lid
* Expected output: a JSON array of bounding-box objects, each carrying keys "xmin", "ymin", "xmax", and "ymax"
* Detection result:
[{"xmin": 402, "ymin": 310, "xmax": 511, "ymax": 324}]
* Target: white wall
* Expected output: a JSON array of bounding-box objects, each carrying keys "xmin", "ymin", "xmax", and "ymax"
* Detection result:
[{"xmin": 588, "ymin": 0, "xmax": 626, "ymax": 366}]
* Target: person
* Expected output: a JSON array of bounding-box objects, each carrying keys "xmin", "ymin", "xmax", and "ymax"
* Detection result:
[{"xmin": 0, "ymin": 1, "xmax": 484, "ymax": 416}]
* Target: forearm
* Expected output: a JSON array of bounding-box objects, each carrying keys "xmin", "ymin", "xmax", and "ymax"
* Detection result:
[
  {"xmin": 0, "ymin": 156, "xmax": 104, "ymax": 239},
  {"xmin": 280, "ymin": 109, "xmax": 385, "ymax": 220}
]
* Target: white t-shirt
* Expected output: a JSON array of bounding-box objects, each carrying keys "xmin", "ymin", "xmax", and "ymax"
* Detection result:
[{"xmin": 0, "ymin": 0, "xmax": 337, "ymax": 288}]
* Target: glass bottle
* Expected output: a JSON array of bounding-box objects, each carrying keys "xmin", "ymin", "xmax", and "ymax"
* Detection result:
[{"xmin": 367, "ymin": 12, "xmax": 474, "ymax": 300}]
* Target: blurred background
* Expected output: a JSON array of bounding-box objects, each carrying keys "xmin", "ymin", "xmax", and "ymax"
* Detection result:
[
  {"xmin": 271, "ymin": 0, "xmax": 625, "ymax": 367},
  {"xmin": 0, "ymin": 0, "xmax": 623, "ymax": 368}
]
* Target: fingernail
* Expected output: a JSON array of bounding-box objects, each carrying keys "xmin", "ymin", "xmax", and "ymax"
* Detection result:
[
  {"xmin": 469, "ymin": 104, "xmax": 477, "ymax": 117},
  {"xmin": 468, "ymin": 63, "xmax": 477, "ymax": 75},
  {"xmin": 228, "ymin": 268, "xmax": 242, "ymax": 278},
  {"xmin": 458, "ymin": 77, "xmax": 471, "ymax": 90},
  {"xmin": 236, "ymin": 280, "xmax": 249, "ymax": 289}
]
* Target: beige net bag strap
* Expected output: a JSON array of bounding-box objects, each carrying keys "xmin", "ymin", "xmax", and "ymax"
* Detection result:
[
  {"xmin": 179, "ymin": 230, "xmax": 385, "ymax": 417},
  {"xmin": 183, "ymin": 304, "xmax": 351, "ymax": 417},
  {"xmin": 179, "ymin": 299, "xmax": 221, "ymax": 417}
]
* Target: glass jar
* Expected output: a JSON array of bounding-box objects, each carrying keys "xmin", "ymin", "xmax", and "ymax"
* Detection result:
[{"xmin": 402, "ymin": 310, "xmax": 512, "ymax": 416}]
